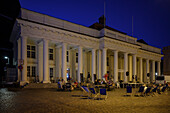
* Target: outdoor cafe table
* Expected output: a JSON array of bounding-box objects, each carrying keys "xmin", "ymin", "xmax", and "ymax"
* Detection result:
[
  {"xmin": 128, "ymin": 83, "xmax": 144, "ymax": 88},
  {"xmin": 122, "ymin": 82, "xmax": 144, "ymax": 88}
]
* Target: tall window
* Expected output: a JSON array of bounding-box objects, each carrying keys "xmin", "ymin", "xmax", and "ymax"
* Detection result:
[
  {"xmin": 67, "ymin": 51, "xmax": 69, "ymax": 62},
  {"xmin": 76, "ymin": 53, "xmax": 78, "ymax": 63},
  {"xmin": 107, "ymin": 57, "xmax": 109, "ymax": 66},
  {"xmin": 50, "ymin": 68, "xmax": 53, "ymax": 77},
  {"xmin": 32, "ymin": 66, "xmax": 36, "ymax": 77},
  {"xmin": 27, "ymin": 45, "xmax": 36, "ymax": 58},
  {"xmin": 27, "ymin": 66, "xmax": 30, "ymax": 77},
  {"xmin": 49, "ymin": 49, "xmax": 53, "ymax": 60}
]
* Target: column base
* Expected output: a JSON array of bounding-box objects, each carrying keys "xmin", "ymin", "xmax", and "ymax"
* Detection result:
[
  {"xmin": 20, "ymin": 81, "xmax": 29, "ymax": 86},
  {"xmin": 42, "ymin": 80, "xmax": 51, "ymax": 83}
]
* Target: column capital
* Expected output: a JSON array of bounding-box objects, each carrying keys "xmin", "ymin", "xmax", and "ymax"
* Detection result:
[
  {"xmin": 20, "ymin": 36, "xmax": 27, "ymax": 39},
  {"xmin": 146, "ymin": 59, "xmax": 149, "ymax": 62},
  {"xmin": 43, "ymin": 38, "xmax": 49, "ymax": 43},
  {"xmin": 139, "ymin": 57, "xmax": 143, "ymax": 59},
  {"xmin": 113, "ymin": 50, "xmax": 118, "ymax": 53},
  {"xmin": 55, "ymin": 44, "xmax": 62, "ymax": 48},
  {"xmin": 132, "ymin": 54, "xmax": 136, "ymax": 56},
  {"xmin": 92, "ymin": 48, "xmax": 96, "ymax": 52},
  {"xmin": 102, "ymin": 48, "xmax": 107, "ymax": 51},
  {"xmin": 78, "ymin": 45, "xmax": 82, "ymax": 49},
  {"xmin": 123, "ymin": 52, "xmax": 128, "ymax": 55},
  {"xmin": 62, "ymin": 42, "xmax": 67, "ymax": 45}
]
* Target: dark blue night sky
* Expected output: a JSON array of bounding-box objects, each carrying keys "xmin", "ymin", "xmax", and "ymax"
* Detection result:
[{"xmin": 20, "ymin": 0, "xmax": 170, "ymax": 49}]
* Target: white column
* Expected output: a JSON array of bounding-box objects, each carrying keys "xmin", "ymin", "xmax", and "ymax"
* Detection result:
[
  {"xmin": 128, "ymin": 55, "xmax": 132, "ymax": 82},
  {"xmin": 83, "ymin": 51, "xmax": 87, "ymax": 80},
  {"xmin": 71, "ymin": 50, "xmax": 76, "ymax": 81},
  {"xmin": 139, "ymin": 57, "xmax": 143, "ymax": 83},
  {"xmin": 17, "ymin": 38, "xmax": 21, "ymax": 82},
  {"xmin": 120, "ymin": 57, "xmax": 123, "ymax": 80},
  {"xmin": 146, "ymin": 59, "xmax": 149, "ymax": 74},
  {"xmin": 92, "ymin": 49, "xmax": 96, "ymax": 82},
  {"xmin": 102, "ymin": 48, "xmax": 107, "ymax": 79},
  {"xmin": 77, "ymin": 46, "xmax": 83, "ymax": 83},
  {"xmin": 69, "ymin": 50, "xmax": 72, "ymax": 79},
  {"xmin": 43, "ymin": 39, "xmax": 50, "ymax": 83},
  {"xmin": 132, "ymin": 54, "xmax": 136, "ymax": 82},
  {"xmin": 157, "ymin": 61, "xmax": 161, "ymax": 76},
  {"xmin": 38, "ymin": 43, "xmax": 43, "ymax": 82},
  {"xmin": 21, "ymin": 36, "xmax": 28, "ymax": 84},
  {"xmin": 146, "ymin": 59, "xmax": 150, "ymax": 83},
  {"xmin": 97, "ymin": 50, "xmax": 101, "ymax": 79},
  {"xmin": 55, "ymin": 46, "xmax": 62, "ymax": 80},
  {"xmin": 151, "ymin": 60, "xmax": 155, "ymax": 82},
  {"xmin": 114, "ymin": 50, "xmax": 118, "ymax": 83},
  {"xmin": 62, "ymin": 43, "xmax": 67, "ymax": 82},
  {"xmin": 124, "ymin": 52, "xmax": 128, "ymax": 83}
]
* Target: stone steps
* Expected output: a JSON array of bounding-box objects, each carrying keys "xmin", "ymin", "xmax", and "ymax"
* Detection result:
[{"xmin": 24, "ymin": 83, "xmax": 58, "ymax": 88}]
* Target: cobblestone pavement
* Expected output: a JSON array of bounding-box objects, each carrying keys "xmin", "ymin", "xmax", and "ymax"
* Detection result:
[{"xmin": 0, "ymin": 88, "xmax": 170, "ymax": 113}]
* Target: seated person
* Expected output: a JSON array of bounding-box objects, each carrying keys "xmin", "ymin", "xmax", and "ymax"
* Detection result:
[
  {"xmin": 74, "ymin": 81, "xmax": 78, "ymax": 88},
  {"xmin": 157, "ymin": 83, "xmax": 163, "ymax": 94},
  {"xmin": 97, "ymin": 79, "xmax": 101, "ymax": 85},
  {"xmin": 143, "ymin": 84, "xmax": 147, "ymax": 92},
  {"xmin": 94, "ymin": 80, "xmax": 98, "ymax": 85},
  {"xmin": 116, "ymin": 82, "xmax": 120, "ymax": 88}
]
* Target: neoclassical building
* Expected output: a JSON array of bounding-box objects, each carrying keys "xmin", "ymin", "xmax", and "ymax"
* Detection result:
[{"xmin": 10, "ymin": 8, "xmax": 163, "ymax": 85}]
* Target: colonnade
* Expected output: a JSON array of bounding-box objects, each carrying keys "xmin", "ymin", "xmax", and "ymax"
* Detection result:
[{"xmin": 18, "ymin": 37, "xmax": 161, "ymax": 84}]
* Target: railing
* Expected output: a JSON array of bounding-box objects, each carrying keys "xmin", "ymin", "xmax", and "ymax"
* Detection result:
[
  {"xmin": 100, "ymin": 28, "xmax": 137, "ymax": 44},
  {"xmin": 137, "ymin": 42, "xmax": 161, "ymax": 54},
  {"xmin": 21, "ymin": 8, "xmax": 100, "ymax": 37}
]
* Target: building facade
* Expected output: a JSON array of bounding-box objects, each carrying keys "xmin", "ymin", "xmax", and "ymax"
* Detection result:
[
  {"xmin": 10, "ymin": 8, "xmax": 163, "ymax": 85},
  {"xmin": 162, "ymin": 46, "xmax": 170, "ymax": 82}
]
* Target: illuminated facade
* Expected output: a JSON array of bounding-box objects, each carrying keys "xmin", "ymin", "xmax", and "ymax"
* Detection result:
[{"xmin": 10, "ymin": 8, "xmax": 163, "ymax": 85}]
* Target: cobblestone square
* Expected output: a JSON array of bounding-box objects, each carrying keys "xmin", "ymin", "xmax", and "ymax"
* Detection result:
[{"xmin": 0, "ymin": 88, "xmax": 170, "ymax": 113}]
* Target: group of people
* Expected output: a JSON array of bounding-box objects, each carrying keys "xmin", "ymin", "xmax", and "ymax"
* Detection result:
[
  {"xmin": 57, "ymin": 79, "xmax": 79, "ymax": 91},
  {"xmin": 141, "ymin": 83, "xmax": 169, "ymax": 96}
]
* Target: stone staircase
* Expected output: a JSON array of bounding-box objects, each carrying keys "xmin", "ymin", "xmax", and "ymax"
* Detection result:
[{"xmin": 24, "ymin": 83, "xmax": 58, "ymax": 89}]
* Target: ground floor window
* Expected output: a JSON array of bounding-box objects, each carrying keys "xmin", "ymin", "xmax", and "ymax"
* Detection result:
[
  {"xmin": 50, "ymin": 68, "xmax": 53, "ymax": 77},
  {"xmin": 27, "ymin": 66, "xmax": 36, "ymax": 77},
  {"xmin": 27, "ymin": 66, "xmax": 30, "ymax": 77},
  {"xmin": 32, "ymin": 66, "xmax": 36, "ymax": 77}
]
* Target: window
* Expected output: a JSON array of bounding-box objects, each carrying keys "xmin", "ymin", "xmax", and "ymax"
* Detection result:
[
  {"xmin": 50, "ymin": 68, "xmax": 53, "ymax": 77},
  {"xmin": 49, "ymin": 49, "xmax": 53, "ymax": 60},
  {"xmin": 27, "ymin": 66, "xmax": 30, "ymax": 77},
  {"xmin": 76, "ymin": 53, "xmax": 78, "ymax": 63},
  {"xmin": 67, "ymin": 51, "xmax": 69, "ymax": 62},
  {"xmin": 32, "ymin": 66, "xmax": 36, "ymax": 77},
  {"xmin": 27, "ymin": 45, "xmax": 36, "ymax": 58},
  {"xmin": 27, "ymin": 45, "xmax": 30, "ymax": 58},
  {"xmin": 107, "ymin": 57, "xmax": 109, "ymax": 66}
]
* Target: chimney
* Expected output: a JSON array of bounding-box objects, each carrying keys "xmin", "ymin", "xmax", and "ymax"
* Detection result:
[{"xmin": 99, "ymin": 15, "xmax": 106, "ymax": 25}]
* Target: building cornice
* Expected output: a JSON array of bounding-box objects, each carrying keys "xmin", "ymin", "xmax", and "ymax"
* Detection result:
[{"xmin": 17, "ymin": 19, "xmax": 100, "ymax": 49}]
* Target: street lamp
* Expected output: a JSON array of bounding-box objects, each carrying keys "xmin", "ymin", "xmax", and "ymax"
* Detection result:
[{"xmin": 4, "ymin": 56, "xmax": 9, "ymax": 64}]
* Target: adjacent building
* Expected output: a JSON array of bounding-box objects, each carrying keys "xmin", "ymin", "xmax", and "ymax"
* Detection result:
[
  {"xmin": 10, "ymin": 8, "xmax": 163, "ymax": 85},
  {"xmin": 162, "ymin": 46, "xmax": 170, "ymax": 82}
]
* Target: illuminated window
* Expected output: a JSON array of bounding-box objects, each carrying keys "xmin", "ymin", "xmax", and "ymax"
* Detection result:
[
  {"xmin": 32, "ymin": 66, "xmax": 36, "ymax": 77},
  {"xmin": 27, "ymin": 45, "xmax": 36, "ymax": 58},
  {"xmin": 76, "ymin": 53, "xmax": 78, "ymax": 63},
  {"xmin": 49, "ymin": 49, "xmax": 53, "ymax": 60},
  {"xmin": 107, "ymin": 57, "xmax": 109, "ymax": 66},
  {"xmin": 50, "ymin": 68, "xmax": 53, "ymax": 77},
  {"xmin": 67, "ymin": 51, "xmax": 69, "ymax": 62},
  {"xmin": 27, "ymin": 66, "xmax": 30, "ymax": 77}
]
